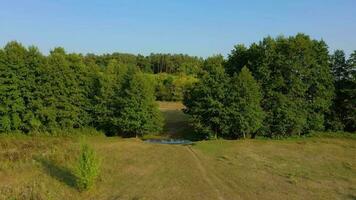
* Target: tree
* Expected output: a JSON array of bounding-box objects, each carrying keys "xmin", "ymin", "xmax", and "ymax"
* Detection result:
[
  {"xmin": 344, "ymin": 51, "xmax": 356, "ymax": 131},
  {"xmin": 183, "ymin": 56, "xmax": 229, "ymax": 139},
  {"xmin": 116, "ymin": 69, "xmax": 163, "ymax": 137},
  {"xmin": 330, "ymin": 50, "xmax": 350, "ymax": 81},
  {"xmin": 22, "ymin": 46, "xmax": 46, "ymax": 131},
  {"xmin": 66, "ymin": 53, "xmax": 95, "ymax": 127},
  {"xmin": 327, "ymin": 50, "xmax": 356, "ymax": 132},
  {"xmin": 227, "ymin": 67, "xmax": 264, "ymax": 139},
  {"xmin": 36, "ymin": 47, "xmax": 81, "ymax": 131},
  {"xmin": 92, "ymin": 60, "xmax": 128, "ymax": 134},
  {"xmin": 0, "ymin": 42, "xmax": 27, "ymax": 132},
  {"xmin": 92, "ymin": 62, "xmax": 163, "ymax": 137},
  {"xmin": 226, "ymin": 34, "xmax": 334, "ymax": 137}
]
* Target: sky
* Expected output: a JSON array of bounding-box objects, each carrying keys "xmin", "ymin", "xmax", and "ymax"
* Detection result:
[{"xmin": 1, "ymin": 0, "xmax": 355, "ymax": 57}]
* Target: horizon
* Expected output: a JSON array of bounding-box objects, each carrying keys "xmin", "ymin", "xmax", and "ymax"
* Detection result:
[{"xmin": 1, "ymin": 0, "xmax": 355, "ymax": 57}]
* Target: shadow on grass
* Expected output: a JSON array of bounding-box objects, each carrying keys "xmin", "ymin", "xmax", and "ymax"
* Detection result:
[{"xmin": 35, "ymin": 157, "xmax": 77, "ymax": 188}]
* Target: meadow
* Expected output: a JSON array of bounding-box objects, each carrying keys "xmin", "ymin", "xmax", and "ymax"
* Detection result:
[{"xmin": 0, "ymin": 102, "xmax": 355, "ymax": 200}]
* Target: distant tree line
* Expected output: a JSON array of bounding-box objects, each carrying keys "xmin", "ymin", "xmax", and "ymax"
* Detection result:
[
  {"xmin": 86, "ymin": 53, "xmax": 202, "ymax": 101},
  {"xmin": 85, "ymin": 52, "xmax": 203, "ymax": 75},
  {"xmin": 184, "ymin": 34, "xmax": 355, "ymax": 139},
  {"xmin": 147, "ymin": 73, "xmax": 198, "ymax": 101}
]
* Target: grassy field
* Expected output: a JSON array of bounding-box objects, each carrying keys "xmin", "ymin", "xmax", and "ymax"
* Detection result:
[
  {"xmin": 156, "ymin": 101, "xmax": 194, "ymax": 140},
  {"xmin": 0, "ymin": 102, "xmax": 355, "ymax": 200}
]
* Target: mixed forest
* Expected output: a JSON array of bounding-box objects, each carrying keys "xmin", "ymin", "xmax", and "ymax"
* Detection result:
[{"xmin": 0, "ymin": 33, "xmax": 355, "ymax": 138}]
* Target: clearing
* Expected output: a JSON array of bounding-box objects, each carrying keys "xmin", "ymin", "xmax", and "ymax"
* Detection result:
[{"xmin": 0, "ymin": 102, "xmax": 355, "ymax": 200}]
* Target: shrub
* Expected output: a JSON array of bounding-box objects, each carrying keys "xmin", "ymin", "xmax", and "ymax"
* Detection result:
[{"xmin": 75, "ymin": 143, "xmax": 100, "ymax": 191}]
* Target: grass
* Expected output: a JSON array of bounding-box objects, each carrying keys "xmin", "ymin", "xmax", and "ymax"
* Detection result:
[
  {"xmin": 0, "ymin": 102, "xmax": 355, "ymax": 199},
  {"xmin": 156, "ymin": 101, "xmax": 197, "ymax": 140}
]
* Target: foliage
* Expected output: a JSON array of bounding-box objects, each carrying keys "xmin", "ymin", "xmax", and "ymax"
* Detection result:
[
  {"xmin": 184, "ymin": 58, "xmax": 265, "ymax": 139},
  {"xmin": 184, "ymin": 56, "xmax": 230, "ymax": 139},
  {"xmin": 115, "ymin": 69, "xmax": 164, "ymax": 137},
  {"xmin": 0, "ymin": 42, "xmax": 26, "ymax": 132},
  {"xmin": 84, "ymin": 52, "xmax": 203, "ymax": 75},
  {"xmin": 326, "ymin": 50, "xmax": 356, "ymax": 132},
  {"xmin": 226, "ymin": 67, "xmax": 265, "ymax": 138},
  {"xmin": 226, "ymin": 34, "xmax": 334, "ymax": 137},
  {"xmin": 151, "ymin": 73, "xmax": 198, "ymax": 101},
  {"xmin": 0, "ymin": 36, "xmax": 354, "ymax": 138},
  {"xmin": 92, "ymin": 64, "xmax": 163, "ymax": 136},
  {"xmin": 0, "ymin": 42, "xmax": 163, "ymax": 137},
  {"xmin": 75, "ymin": 143, "xmax": 100, "ymax": 191}
]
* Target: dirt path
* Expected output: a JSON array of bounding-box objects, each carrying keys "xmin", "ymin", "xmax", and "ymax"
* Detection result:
[{"xmin": 186, "ymin": 146, "xmax": 226, "ymax": 200}]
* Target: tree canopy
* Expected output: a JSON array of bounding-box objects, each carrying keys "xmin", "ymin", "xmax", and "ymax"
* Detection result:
[
  {"xmin": 225, "ymin": 34, "xmax": 334, "ymax": 137},
  {"xmin": 0, "ymin": 42, "xmax": 163, "ymax": 136},
  {"xmin": 0, "ymin": 34, "xmax": 354, "ymax": 138}
]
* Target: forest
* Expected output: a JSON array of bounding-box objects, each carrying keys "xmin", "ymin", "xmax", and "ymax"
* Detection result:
[{"xmin": 0, "ymin": 33, "xmax": 355, "ymax": 138}]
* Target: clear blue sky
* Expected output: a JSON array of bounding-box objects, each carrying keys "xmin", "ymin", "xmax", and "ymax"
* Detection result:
[{"xmin": 1, "ymin": 0, "xmax": 355, "ymax": 57}]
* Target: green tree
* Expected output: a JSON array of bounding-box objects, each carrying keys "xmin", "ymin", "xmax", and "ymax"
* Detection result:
[
  {"xmin": 226, "ymin": 34, "xmax": 334, "ymax": 137},
  {"xmin": 327, "ymin": 50, "xmax": 356, "ymax": 132},
  {"xmin": 37, "ymin": 47, "xmax": 81, "ymax": 131},
  {"xmin": 331, "ymin": 50, "xmax": 350, "ymax": 81},
  {"xmin": 183, "ymin": 56, "xmax": 229, "ymax": 139},
  {"xmin": 344, "ymin": 51, "xmax": 356, "ymax": 131},
  {"xmin": 0, "ymin": 42, "xmax": 27, "ymax": 132},
  {"xmin": 227, "ymin": 67, "xmax": 264, "ymax": 139},
  {"xmin": 22, "ymin": 46, "xmax": 46, "ymax": 131},
  {"xmin": 92, "ymin": 60, "xmax": 128, "ymax": 134},
  {"xmin": 66, "ymin": 53, "xmax": 96, "ymax": 127},
  {"xmin": 116, "ymin": 69, "xmax": 163, "ymax": 137}
]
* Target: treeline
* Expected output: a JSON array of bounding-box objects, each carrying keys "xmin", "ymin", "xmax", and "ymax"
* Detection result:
[
  {"xmin": 184, "ymin": 34, "xmax": 355, "ymax": 139},
  {"xmin": 85, "ymin": 52, "xmax": 203, "ymax": 75},
  {"xmin": 87, "ymin": 53, "xmax": 201, "ymax": 101},
  {"xmin": 0, "ymin": 34, "xmax": 355, "ymax": 138},
  {"xmin": 0, "ymin": 42, "xmax": 163, "ymax": 136}
]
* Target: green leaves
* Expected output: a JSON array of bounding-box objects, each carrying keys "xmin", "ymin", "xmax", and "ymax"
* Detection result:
[
  {"xmin": 226, "ymin": 34, "xmax": 334, "ymax": 137},
  {"xmin": 184, "ymin": 64, "xmax": 264, "ymax": 139},
  {"xmin": 227, "ymin": 67, "xmax": 264, "ymax": 138},
  {"xmin": 93, "ymin": 64, "xmax": 163, "ymax": 136},
  {"xmin": 184, "ymin": 56, "xmax": 230, "ymax": 139},
  {"xmin": 75, "ymin": 143, "xmax": 100, "ymax": 191},
  {"xmin": 0, "ymin": 115, "xmax": 11, "ymax": 132},
  {"xmin": 0, "ymin": 42, "xmax": 26, "ymax": 132},
  {"xmin": 0, "ymin": 41, "xmax": 158, "ymax": 136},
  {"xmin": 327, "ymin": 50, "xmax": 356, "ymax": 132},
  {"xmin": 0, "ymin": 37, "xmax": 352, "ymax": 137}
]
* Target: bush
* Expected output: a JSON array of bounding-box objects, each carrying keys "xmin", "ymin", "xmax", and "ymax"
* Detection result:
[{"xmin": 75, "ymin": 143, "xmax": 100, "ymax": 191}]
